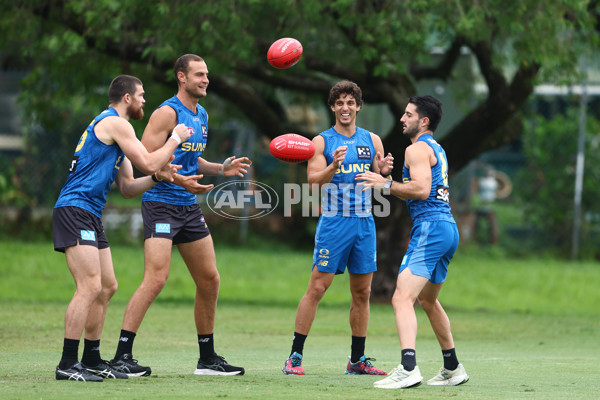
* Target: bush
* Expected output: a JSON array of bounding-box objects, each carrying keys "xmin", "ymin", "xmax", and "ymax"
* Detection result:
[{"xmin": 515, "ymin": 106, "xmax": 600, "ymax": 257}]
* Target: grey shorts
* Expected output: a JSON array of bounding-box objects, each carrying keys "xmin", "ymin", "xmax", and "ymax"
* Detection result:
[
  {"xmin": 52, "ymin": 206, "xmax": 109, "ymax": 252},
  {"xmin": 142, "ymin": 201, "xmax": 210, "ymax": 245}
]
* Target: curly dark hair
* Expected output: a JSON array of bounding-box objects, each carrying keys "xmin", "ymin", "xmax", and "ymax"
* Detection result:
[{"xmin": 328, "ymin": 80, "xmax": 363, "ymax": 108}]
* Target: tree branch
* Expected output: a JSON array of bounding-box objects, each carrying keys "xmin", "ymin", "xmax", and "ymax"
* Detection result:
[
  {"xmin": 410, "ymin": 37, "xmax": 467, "ymax": 81},
  {"xmin": 441, "ymin": 57, "xmax": 540, "ymax": 173}
]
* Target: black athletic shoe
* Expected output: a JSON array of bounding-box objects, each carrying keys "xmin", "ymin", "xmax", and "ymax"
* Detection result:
[
  {"xmin": 56, "ymin": 362, "xmax": 103, "ymax": 382},
  {"xmin": 82, "ymin": 360, "xmax": 129, "ymax": 379},
  {"xmin": 109, "ymin": 353, "xmax": 152, "ymax": 377},
  {"xmin": 194, "ymin": 354, "xmax": 245, "ymax": 376}
]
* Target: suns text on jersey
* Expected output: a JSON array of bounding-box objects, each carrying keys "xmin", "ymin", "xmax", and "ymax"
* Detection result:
[
  {"xmin": 181, "ymin": 142, "xmax": 206, "ymax": 152},
  {"xmin": 335, "ymin": 163, "xmax": 371, "ymax": 174}
]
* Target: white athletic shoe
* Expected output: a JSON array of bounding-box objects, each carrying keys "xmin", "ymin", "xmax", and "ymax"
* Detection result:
[
  {"xmin": 426, "ymin": 363, "xmax": 469, "ymax": 386},
  {"xmin": 373, "ymin": 364, "xmax": 423, "ymax": 389}
]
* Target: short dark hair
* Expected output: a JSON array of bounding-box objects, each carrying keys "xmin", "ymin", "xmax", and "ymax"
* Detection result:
[
  {"xmin": 174, "ymin": 54, "xmax": 204, "ymax": 85},
  {"xmin": 108, "ymin": 75, "xmax": 142, "ymax": 104},
  {"xmin": 328, "ymin": 80, "xmax": 363, "ymax": 108},
  {"xmin": 408, "ymin": 95, "xmax": 443, "ymax": 132}
]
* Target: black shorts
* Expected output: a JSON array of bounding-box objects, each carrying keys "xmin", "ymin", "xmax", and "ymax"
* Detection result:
[
  {"xmin": 52, "ymin": 206, "xmax": 109, "ymax": 253},
  {"xmin": 142, "ymin": 201, "xmax": 210, "ymax": 245}
]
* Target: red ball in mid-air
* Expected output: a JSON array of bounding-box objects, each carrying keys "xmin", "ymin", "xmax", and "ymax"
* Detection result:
[
  {"xmin": 267, "ymin": 38, "xmax": 303, "ymax": 69},
  {"xmin": 269, "ymin": 133, "xmax": 315, "ymax": 163}
]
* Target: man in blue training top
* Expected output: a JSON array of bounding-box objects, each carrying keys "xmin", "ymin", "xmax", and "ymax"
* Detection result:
[
  {"xmin": 110, "ymin": 54, "xmax": 250, "ymax": 377},
  {"xmin": 282, "ymin": 80, "xmax": 393, "ymax": 376},
  {"xmin": 357, "ymin": 95, "xmax": 469, "ymax": 389},
  {"xmin": 53, "ymin": 75, "xmax": 190, "ymax": 382}
]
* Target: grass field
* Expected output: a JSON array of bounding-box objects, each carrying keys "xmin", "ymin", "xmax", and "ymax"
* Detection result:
[{"xmin": 1, "ymin": 241, "xmax": 599, "ymax": 399}]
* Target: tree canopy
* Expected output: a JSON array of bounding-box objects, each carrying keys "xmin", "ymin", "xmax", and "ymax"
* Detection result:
[{"xmin": 2, "ymin": 1, "xmax": 597, "ymax": 158}]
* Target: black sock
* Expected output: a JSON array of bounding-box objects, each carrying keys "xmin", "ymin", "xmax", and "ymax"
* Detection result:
[
  {"xmin": 442, "ymin": 348, "xmax": 459, "ymax": 371},
  {"xmin": 291, "ymin": 332, "xmax": 307, "ymax": 356},
  {"xmin": 198, "ymin": 334, "xmax": 215, "ymax": 360},
  {"xmin": 401, "ymin": 348, "xmax": 417, "ymax": 371},
  {"xmin": 81, "ymin": 339, "xmax": 102, "ymax": 366},
  {"xmin": 114, "ymin": 330, "xmax": 136, "ymax": 360},
  {"xmin": 350, "ymin": 336, "xmax": 366, "ymax": 363},
  {"xmin": 59, "ymin": 338, "xmax": 80, "ymax": 369}
]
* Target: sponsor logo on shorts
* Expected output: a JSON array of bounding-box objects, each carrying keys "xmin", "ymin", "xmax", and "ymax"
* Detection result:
[
  {"xmin": 155, "ymin": 223, "xmax": 171, "ymax": 233},
  {"xmin": 80, "ymin": 230, "xmax": 96, "ymax": 241},
  {"xmin": 319, "ymin": 249, "xmax": 329, "ymax": 257}
]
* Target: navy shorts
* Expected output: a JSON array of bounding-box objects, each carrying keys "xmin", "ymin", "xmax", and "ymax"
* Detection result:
[
  {"xmin": 399, "ymin": 220, "xmax": 459, "ymax": 284},
  {"xmin": 52, "ymin": 206, "xmax": 109, "ymax": 253},
  {"xmin": 312, "ymin": 215, "xmax": 377, "ymax": 275},
  {"xmin": 142, "ymin": 201, "xmax": 210, "ymax": 245}
]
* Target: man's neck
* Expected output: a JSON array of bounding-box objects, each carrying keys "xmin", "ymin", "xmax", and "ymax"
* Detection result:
[
  {"xmin": 334, "ymin": 123, "xmax": 356, "ymax": 137},
  {"xmin": 411, "ymin": 130, "xmax": 432, "ymax": 144},
  {"xmin": 109, "ymin": 103, "xmax": 129, "ymax": 121},
  {"xmin": 177, "ymin": 90, "xmax": 199, "ymax": 113}
]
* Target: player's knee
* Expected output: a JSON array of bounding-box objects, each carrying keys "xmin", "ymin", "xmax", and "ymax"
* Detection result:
[
  {"xmin": 209, "ymin": 272, "xmax": 220, "ymax": 287},
  {"xmin": 391, "ymin": 288, "xmax": 413, "ymax": 308},
  {"xmin": 142, "ymin": 275, "xmax": 168, "ymax": 298},
  {"xmin": 103, "ymin": 279, "xmax": 118, "ymax": 299},
  {"xmin": 150, "ymin": 279, "xmax": 168, "ymax": 295},
  {"xmin": 306, "ymin": 285, "xmax": 327, "ymax": 302},
  {"xmin": 417, "ymin": 297, "xmax": 435, "ymax": 312},
  {"xmin": 351, "ymin": 286, "xmax": 371, "ymax": 304},
  {"xmin": 195, "ymin": 270, "xmax": 220, "ymax": 289},
  {"xmin": 83, "ymin": 278, "xmax": 103, "ymax": 301}
]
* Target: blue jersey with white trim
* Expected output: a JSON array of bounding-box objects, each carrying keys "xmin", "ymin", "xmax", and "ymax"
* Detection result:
[
  {"xmin": 54, "ymin": 107, "xmax": 124, "ymax": 218},
  {"xmin": 402, "ymin": 134, "xmax": 454, "ymax": 223},
  {"xmin": 321, "ymin": 126, "xmax": 374, "ymax": 217},
  {"xmin": 142, "ymin": 95, "xmax": 209, "ymax": 206}
]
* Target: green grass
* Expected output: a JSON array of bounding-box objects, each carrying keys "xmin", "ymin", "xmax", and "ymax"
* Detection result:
[
  {"xmin": 2, "ymin": 241, "xmax": 599, "ymax": 315},
  {"xmin": 1, "ymin": 241, "xmax": 599, "ymax": 399}
]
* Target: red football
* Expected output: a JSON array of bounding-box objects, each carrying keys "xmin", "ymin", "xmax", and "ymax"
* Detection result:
[
  {"xmin": 269, "ymin": 133, "xmax": 315, "ymax": 163},
  {"xmin": 267, "ymin": 38, "xmax": 303, "ymax": 69}
]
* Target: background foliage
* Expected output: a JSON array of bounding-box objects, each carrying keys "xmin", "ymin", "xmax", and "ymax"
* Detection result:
[
  {"xmin": 515, "ymin": 107, "xmax": 600, "ymax": 255},
  {"xmin": 0, "ymin": 1, "xmax": 599, "ymax": 289}
]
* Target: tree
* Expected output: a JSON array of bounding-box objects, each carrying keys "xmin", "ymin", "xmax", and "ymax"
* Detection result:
[
  {"xmin": 516, "ymin": 107, "xmax": 600, "ymax": 257},
  {"xmin": 1, "ymin": 0, "xmax": 598, "ymax": 296}
]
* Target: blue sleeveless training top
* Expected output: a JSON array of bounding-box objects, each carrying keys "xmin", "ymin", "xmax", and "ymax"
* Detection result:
[
  {"xmin": 402, "ymin": 134, "xmax": 454, "ymax": 224},
  {"xmin": 54, "ymin": 107, "xmax": 124, "ymax": 218},
  {"xmin": 142, "ymin": 95, "xmax": 209, "ymax": 206},
  {"xmin": 321, "ymin": 126, "xmax": 374, "ymax": 217}
]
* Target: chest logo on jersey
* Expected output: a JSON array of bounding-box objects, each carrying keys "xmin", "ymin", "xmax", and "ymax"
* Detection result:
[
  {"xmin": 356, "ymin": 146, "xmax": 371, "ymax": 160},
  {"xmin": 202, "ymin": 124, "xmax": 208, "ymax": 139},
  {"xmin": 188, "ymin": 127, "xmax": 195, "ymax": 135}
]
